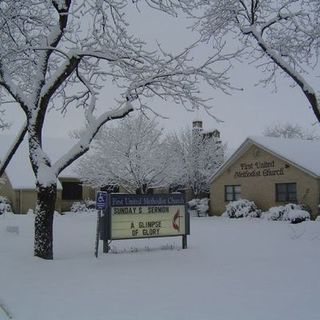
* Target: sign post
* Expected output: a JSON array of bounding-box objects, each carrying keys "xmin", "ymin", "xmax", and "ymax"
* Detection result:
[{"xmin": 94, "ymin": 191, "xmax": 108, "ymax": 258}]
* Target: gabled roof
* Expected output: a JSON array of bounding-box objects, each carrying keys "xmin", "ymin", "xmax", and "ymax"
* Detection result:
[
  {"xmin": 211, "ymin": 136, "xmax": 320, "ymax": 182},
  {"xmin": 0, "ymin": 135, "xmax": 80, "ymax": 189}
]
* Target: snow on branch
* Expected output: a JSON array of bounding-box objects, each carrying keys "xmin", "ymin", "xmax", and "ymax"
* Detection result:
[
  {"xmin": 190, "ymin": 0, "xmax": 320, "ymax": 122},
  {"xmin": 77, "ymin": 114, "xmax": 170, "ymax": 193},
  {"xmin": 135, "ymin": 0, "xmax": 194, "ymax": 16},
  {"xmin": 52, "ymin": 100, "xmax": 134, "ymax": 176},
  {"xmin": 0, "ymin": 121, "xmax": 27, "ymax": 177},
  {"xmin": 0, "ymin": 0, "xmax": 237, "ymax": 188},
  {"xmin": 0, "ymin": 108, "xmax": 10, "ymax": 131}
]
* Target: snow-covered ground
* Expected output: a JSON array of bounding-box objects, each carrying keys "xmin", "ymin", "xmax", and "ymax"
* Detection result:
[{"xmin": 1, "ymin": 213, "xmax": 320, "ymax": 320}]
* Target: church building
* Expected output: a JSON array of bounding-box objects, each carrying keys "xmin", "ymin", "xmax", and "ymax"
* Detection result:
[{"xmin": 210, "ymin": 136, "xmax": 320, "ymax": 219}]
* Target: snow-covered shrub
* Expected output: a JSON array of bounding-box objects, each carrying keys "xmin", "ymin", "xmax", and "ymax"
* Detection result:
[
  {"xmin": 188, "ymin": 198, "xmax": 209, "ymax": 216},
  {"xmin": 263, "ymin": 204, "xmax": 310, "ymax": 224},
  {"xmin": 286, "ymin": 209, "xmax": 310, "ymax": 224},
  {"xmin": 70, "ymin": 200, "xmax": 96, "ymax": 213},
  {"xmin": 263, "ymin": 206, "xmax": 284, "ymax": 221},
  {"xmin": 198, "ymin": 198, "xmax": 209, "ymax": 215},
  {"xmin": 0, "ymin": 196, "xmax": 13, "ymax": 215},
  {"xmin": 224, "ymin": 199, "xmax": 261, "ymax": 218},
  {"xmin": 188, "ymin": 199, "xmax": 198, "ymax": 210}
]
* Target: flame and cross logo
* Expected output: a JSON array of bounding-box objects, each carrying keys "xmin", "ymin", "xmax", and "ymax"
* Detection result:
[{"xmin": 172, "ymin": 209, "xmax": 183, "ymax": 232}]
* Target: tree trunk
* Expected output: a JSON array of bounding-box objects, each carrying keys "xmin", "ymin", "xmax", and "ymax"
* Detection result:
[{"xmin": 34, "ymin": 183, "xmax": 57, "ymax": 259}]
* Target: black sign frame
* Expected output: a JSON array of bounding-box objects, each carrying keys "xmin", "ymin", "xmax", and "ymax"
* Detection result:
[{"xmin": 100, "ymin": 193, "xmax": 190, "ymax": 253}]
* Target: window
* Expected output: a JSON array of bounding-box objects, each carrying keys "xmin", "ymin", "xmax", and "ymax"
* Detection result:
[
  {"xmin": 225, "ymin": 185, "xmax": 241, "ymax": 201},
  {"xmin": 62, "ymin": 181, "xmax": 82, "ymax": 200},
  {"xmin": 276, "ymin": 183, "xmax": 297, "ymax": 202}
]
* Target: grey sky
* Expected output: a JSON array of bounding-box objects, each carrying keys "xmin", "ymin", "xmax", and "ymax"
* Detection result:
[{"xmin": 3, "ymin": 4, "xmax": 320, "ymax": 150}]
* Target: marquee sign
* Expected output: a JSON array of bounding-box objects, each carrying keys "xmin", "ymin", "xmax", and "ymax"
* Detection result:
[{"xmin": 101, "ymin": 194, "xmax": 190, "ymax": 252}]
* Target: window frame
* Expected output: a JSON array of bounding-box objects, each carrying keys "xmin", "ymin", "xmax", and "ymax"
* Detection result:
[
  {"xmin": 61, "ymin": 181, "xmax": 83, "ymax": 201},
  {"xmin": 275, "ymin": 183, "xmax": 297, "ymax": 202},
  {"xmin": 224, "ymin": 185, "xmax": 241, "ymax": 202}
]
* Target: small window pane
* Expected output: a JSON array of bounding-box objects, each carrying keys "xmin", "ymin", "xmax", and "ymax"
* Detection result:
[
  {"xmin": 277, "ymin": 184, "xmax": 286, "ymax": 192},
  {"xmin": 226, "ymin": 193, "xmax": 234, "ymax": 201},
  {"xmin": 234, "ymin": 193, "xmax": 241, "ymax": 201},
  {"xmin": 288, "ymin": 193, "xmax": 297, "ymax": 202},
  {"xmin": 277, "ymin": 193, "xmax": 287, "ymax": 202},
  {"xmin": 287, "ymin": 184, "xmax": 296, "ymax": 192}
]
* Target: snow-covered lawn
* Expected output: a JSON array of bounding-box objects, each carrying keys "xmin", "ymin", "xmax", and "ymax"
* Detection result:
[{"xmin": 1, "ymin": 213, "xmax": 320, "ymax": 320}]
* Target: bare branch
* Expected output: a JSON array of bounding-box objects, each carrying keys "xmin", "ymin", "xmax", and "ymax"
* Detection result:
[
  {"xmin": 190, "ymin": 0, "xmax": 320, "ymax": 122},
  {"xmin": 0, "ymin": 121, "xmax": 27, "ymax": 177}
]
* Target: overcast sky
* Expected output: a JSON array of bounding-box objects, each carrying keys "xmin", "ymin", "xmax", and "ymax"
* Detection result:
[{"xmin": 3, "ymin": 4, "xmax": 320, "ymax": 151}]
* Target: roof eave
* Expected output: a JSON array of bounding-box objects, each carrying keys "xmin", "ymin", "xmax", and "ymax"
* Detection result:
[
  {"xmin": 210, "ymin": 137, "xmax": 320, "ymax": 183},
  {"xmin": 209, "ymin": 138, "xmax": 253, "ymax": 183}
]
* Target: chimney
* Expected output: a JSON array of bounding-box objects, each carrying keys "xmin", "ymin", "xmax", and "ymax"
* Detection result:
[{"xmin": 192, "ymin": 120, "xmax": 203, "ymax": 130}]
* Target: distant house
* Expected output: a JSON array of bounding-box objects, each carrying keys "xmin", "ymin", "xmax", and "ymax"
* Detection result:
[
  {"xmin": 0, "ymin": 136, "xmax": 95, "ymax": 213},
  {"xmin": 210, "ymin": 136, "xmax": 320, "ymax": 219}
]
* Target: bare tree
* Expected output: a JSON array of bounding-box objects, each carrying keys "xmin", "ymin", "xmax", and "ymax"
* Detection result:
[
  {"xmin": 167, "ymin": 125, "xmax": 225, "ymax": 198},
  {"xmin": 189, "ymin": 0, "xmax": 320, "ymax": 122},
  {"xmin": 263, "ymin": 123, "xmax": 320, "ymax": 140},
  {"xmin": 77, "ymin": 114, "xmax": 170, "ymax": 194},
  {"xmin": 0, "ymin": 0, "xmax": 233, "ymax": 259}
]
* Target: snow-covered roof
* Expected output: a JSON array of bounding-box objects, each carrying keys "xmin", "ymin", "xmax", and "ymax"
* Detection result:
[
  {"xmin": 0, "ymin": 135, "xmax": 80, "ymax": 189},
  {"xmin": 211, "ymin": 136, "xmax": 320, "ymax": 182}
]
